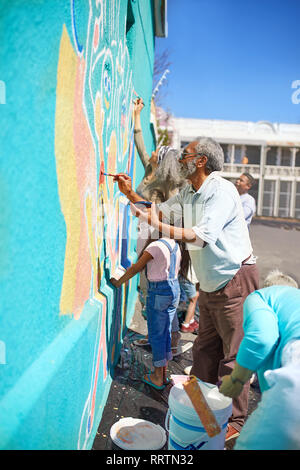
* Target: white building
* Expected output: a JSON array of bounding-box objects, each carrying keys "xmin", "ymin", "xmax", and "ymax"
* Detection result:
[{"xmin": 160, "ymin": 113, "xmax": 300, "ymax": 219}]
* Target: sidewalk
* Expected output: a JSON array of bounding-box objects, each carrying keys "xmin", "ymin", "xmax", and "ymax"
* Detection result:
[{"xmin": 92, "ymin": 298, "xmax": 261, "ymax": 451}]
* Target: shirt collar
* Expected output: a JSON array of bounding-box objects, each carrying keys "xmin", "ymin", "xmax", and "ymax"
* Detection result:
[{"xmin": 187, "ymin": 172, "xmax": 219, "ymax": 195}]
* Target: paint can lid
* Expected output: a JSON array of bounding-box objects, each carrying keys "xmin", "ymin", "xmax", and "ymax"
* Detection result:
[{"xmin": 110, "ymin": 417, "xmax": 166, "ymax": 450}]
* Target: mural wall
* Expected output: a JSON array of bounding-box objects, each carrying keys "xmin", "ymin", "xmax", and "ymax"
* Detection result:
[{"xmin": 0, "ymin": 0, "xmax": 156, "ymax": 449}]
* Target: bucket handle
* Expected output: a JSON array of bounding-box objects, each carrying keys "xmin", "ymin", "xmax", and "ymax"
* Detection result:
[{"xmin": 164, "ymin": 409, "xmax": 170, "ymax": 432}]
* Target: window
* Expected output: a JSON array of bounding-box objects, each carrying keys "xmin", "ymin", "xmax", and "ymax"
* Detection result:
[
  {"xmin": 262, "ymin": 180, "xmax": 276, "ymax": 216},
  {"xmin": 281, "ymin": 148, "xmax": 292, "ymax": 167},
  {"xmin": 266, "ymin": 147, "xmax": 277, "ymax": 166},
  {"xmin": 278, "ymin": 181, "xmax": 292, "ymax": 218},
  {"xmin": 220, "ymin": 144, "xmax": 230, "ymax": 163},
  {"xmin": 245, "ymin": 145, "xmax": 260, "ymax": 165},
  {"xmin": 234, "ymin": 145, "xmax": 243, "ymax": 164}
]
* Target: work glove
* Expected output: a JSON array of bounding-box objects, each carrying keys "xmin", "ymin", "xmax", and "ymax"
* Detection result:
[{"xmin": 219, "ymin": 363, "xmax": 253, "ymax": 398}]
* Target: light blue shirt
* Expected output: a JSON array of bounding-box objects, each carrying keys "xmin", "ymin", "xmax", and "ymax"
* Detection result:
[
  {"xmin": 237, "ymin": 286, "xmax": 300, "ymax": 392},
  {"xmin": 159, "ymin": 172, "xmax": 253, "ymax": 292},
  {"xmin": 240, "ymin": 193, "xmax": 256, "ymax": 226}
]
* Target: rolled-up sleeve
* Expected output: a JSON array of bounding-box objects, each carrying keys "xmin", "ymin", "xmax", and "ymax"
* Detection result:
[{"xmin": 237, "ymin": 292, "xmax": 280, "ymax": 371}]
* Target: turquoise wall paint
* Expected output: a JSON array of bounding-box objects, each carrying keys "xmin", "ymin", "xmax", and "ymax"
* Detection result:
[{"xmin": 0, "ymin": 0, "xmax": 156, "ymax": 450}]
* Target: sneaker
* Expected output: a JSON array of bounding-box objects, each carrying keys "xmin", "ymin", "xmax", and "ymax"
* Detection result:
[
  {"xmin": 180, "ymin": 324, "xmax": 195, "ymax": 333},
  {"xmin": 189, "ymin": 320, "xmax": 199, "ymax": 330},
  {"xmin": 225, "ymin": 424, "xmax": 240, "ymax": 442}
]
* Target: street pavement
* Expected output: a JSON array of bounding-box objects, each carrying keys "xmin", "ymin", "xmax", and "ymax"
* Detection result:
[{"xmin": 93, "ymin": 217, "xmax": 300, "ymax": 451}]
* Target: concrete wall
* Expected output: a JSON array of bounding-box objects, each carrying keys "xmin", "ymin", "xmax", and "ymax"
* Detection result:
[{"xmin": 0, "ymin": 0, "xmax": 156, "ymax": 450}]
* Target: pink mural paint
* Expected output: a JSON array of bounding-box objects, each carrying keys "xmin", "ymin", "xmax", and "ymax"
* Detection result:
[
  {"xmin": 93, "ymin": 18, "xmax": 100, "ymax": 52},
  {"xmin": 73, "ymin": 55, "xmax": 98, "ymax": 319}
]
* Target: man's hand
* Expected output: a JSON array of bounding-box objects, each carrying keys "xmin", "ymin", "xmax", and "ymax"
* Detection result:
[
  {"xmin": 114, "ymin": 173, "xmax": 132, "ymax": 196},
  {"xmin": 110, "ymin": 277, "xmax": 121, "ymax": 288}
]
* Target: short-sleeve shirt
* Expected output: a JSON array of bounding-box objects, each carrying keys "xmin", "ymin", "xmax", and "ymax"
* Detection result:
[
  {"xmin": 158, "ymin": 172, "xmax": 253, "ymax": 292},
  {"xmin": 145, "ymin": 238, "xmax": 181, "ymax": 282},
  {"xmin": 237, "ymin": 286, "xmax": 300, "ymax": 392},
  {"xmin": 240, "ymin": 193, "xmax": 256, "ymax": 226}
]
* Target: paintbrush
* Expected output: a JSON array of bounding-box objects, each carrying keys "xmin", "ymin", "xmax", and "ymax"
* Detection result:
[
  {"xmin": 133, "ymin": 201, "xmax": 152, "ymax": 207},
  {"xmin": 183, "ymin": 375, "xmax": 221, "ymax": 438},
  {"xmin": 99, "ymin": 170, "xmax": 130, "ymax": 184}
]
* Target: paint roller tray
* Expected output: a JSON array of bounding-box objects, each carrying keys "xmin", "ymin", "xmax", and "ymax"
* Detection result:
[{"xmin": 110, "ymin": 417, "xmax": 167, "ymax": 450}]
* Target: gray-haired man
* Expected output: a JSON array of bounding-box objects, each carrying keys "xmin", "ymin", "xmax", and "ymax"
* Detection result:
[{"xmin": 114, "ymin": 137, "xmax": 259, "ymax": 440}]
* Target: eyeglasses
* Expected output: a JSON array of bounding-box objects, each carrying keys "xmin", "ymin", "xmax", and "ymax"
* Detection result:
[{"xmin": 179, "ymin": 152, "xmax": 204, "ymax": 162}]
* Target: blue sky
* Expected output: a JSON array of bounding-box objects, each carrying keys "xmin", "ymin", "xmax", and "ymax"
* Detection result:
[{"xmin": 155, "ymin": 0, "xmax": 300, "ymax": 124}]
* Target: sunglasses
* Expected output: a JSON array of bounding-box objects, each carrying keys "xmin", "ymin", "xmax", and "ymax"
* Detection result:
[{"xmin": 179, "ymin": 152, "xmax": 205, "ymax": 162}]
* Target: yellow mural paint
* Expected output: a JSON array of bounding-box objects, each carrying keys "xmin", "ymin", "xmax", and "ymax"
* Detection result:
[
  {"xmin": 104, "ymin": 95, "xmax": 110, "ymax": 110},
  {"xmin": 94, "ymin": 94, "xmax": 104, "ymax": 142},
  {"xmin": 55, "ymin": 25, "xmax": 81, "ymax": 315}
]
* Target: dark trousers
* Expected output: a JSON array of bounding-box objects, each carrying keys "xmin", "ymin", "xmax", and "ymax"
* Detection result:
[{"xmin": 190, "ymin": 263, "xmax": 259, "ymax": 432}]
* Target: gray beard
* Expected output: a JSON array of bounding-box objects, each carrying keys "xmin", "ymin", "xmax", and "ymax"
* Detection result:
[{"xmin": 180, "ymin": 160, "xmax": 197, "ymax": 179}]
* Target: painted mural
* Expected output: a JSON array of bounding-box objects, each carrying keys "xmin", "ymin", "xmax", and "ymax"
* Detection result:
[{"xmin": 55, "ymin": 0, "xmax": 141, "ymax": 449}]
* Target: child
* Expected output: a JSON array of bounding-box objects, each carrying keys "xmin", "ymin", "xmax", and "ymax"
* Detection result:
[{"xmin": 110, "ymin": 232, "xmax": 181, "ymax": 390}]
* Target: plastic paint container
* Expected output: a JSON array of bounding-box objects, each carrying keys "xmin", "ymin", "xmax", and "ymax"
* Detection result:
[{"xmin": 165, "ymin": 379, "xmax": 232, "ymax": 450}]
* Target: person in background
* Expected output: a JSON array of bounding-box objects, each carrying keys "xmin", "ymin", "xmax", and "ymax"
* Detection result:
[
  {"xmin": 110, "ymin": 230, "xmax": 182, "ymax": 390},
  {"xmin": 235, "ymin": 173, "xmax": 256, "ymax": 226},
  {"xmin": 219, "ymin": 270, "xmax": 300, "ymax": 449}
]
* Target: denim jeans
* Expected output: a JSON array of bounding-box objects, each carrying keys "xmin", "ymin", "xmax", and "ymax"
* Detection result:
[{"xmin": 146, "ymin": 280, "xmax": 180, "ymax": 367}]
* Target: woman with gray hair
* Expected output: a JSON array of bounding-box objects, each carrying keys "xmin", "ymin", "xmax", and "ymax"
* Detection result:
[
  {"xmin": 133, "ymin": 98, "xmax": 186, "ymax": 202},
  {"xmin": 132, "ymin": 98, "xmax": 188, "ymax": 352},
  {"xmin": 263, "ymin": 268, "xmax": 298, "ymax": 288},
  {"xmin": 219, "ymin": 270, "xmax": 300, "ymax": 449}
]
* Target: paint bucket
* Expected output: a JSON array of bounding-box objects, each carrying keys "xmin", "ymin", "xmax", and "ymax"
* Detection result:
[{"xmin": 165, "ymin": 378, "xmax": 232, "ymax": 450}]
